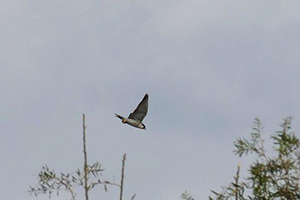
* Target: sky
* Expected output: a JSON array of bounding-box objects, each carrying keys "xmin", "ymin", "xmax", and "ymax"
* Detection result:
[{"xmin": 1, "ymin": 0, "xmax": 300, "ymax": 199}]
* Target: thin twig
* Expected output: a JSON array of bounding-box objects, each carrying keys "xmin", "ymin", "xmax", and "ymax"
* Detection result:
[
  {"xmin": 120, "ymin": 153, "xmax": 126, "ymax": 200},
  {"xmin": 98, "ymin": 181, "xmax": 121, "ymax": 188},
  {"xmin": 235, "ymin": 163, "xmax": 241, "ymax": 200},
  {"xmin": 68, "ymin": 186, "xmax": 76, "ymax": 200},
  {"xmin": 83, "ymin": 114, "xmax": 89, "ymax": 200}
]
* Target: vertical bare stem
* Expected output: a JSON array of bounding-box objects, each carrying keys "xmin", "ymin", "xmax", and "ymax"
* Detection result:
[
  {"xmin": 83, "ymin": 114, "xmax": 89, "ymax": 200},
  {"xmin": 120, "ymin": 153, "xmax": 126, "ymax": 200},
  {"xmin": 235, "ymin": 163, "xmax": 241, "ymax": 200}
]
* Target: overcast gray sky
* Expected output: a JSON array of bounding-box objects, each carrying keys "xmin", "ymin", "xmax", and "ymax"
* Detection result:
[{"xmin": 1, "ymin": 1, "xmax": 300, "ymax": 199}]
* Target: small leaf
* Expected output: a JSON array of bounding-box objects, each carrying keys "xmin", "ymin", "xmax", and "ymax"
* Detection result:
[{"xmin": 131, "ymin": 193, "xmax": 136, "ymax": 200}]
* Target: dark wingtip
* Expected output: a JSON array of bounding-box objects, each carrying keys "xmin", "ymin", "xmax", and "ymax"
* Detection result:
[{"xmin": 142, "ymin": 124, "xmax": 146, "ymax": 130}]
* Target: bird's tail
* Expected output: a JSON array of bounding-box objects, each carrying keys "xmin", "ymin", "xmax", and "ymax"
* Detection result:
[{"xmin": 115, "ymin": 113, "xmax": 126, "ymax": 123}]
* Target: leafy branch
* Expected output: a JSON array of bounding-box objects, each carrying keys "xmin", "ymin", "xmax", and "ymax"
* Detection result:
[
  {"xmin": 29, "ymin": 114, "xmax": 134, "ymax": 200},
  {"xmin": 209, "ymin": 117, "xmax": 300, "ymax": 199}
]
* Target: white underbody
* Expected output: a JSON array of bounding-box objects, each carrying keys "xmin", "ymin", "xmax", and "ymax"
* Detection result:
[{"xmin": 124, "ymin": 118, "xmax": 144, "ymax": 129}]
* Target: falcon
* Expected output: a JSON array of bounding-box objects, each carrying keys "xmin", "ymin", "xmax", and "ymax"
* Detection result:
[{"xmin": 115, "ymin": 94, "xmax": 149, "ymax": 130}]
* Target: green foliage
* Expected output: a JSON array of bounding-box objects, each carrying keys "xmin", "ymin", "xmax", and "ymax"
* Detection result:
[
  {"xmin": 209, "ymin": 117, "xmax": 300, "ymax": 200},
  {"xmin": 181, "ymin": 191, "xmax": 195, "ymax": 200},
  {"xmin": 28, "ymin": 162, "xmax": 114, "ymax": 199}
]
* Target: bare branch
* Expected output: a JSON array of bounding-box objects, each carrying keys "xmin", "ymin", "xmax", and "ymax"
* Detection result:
[
  {"xmin": 82, "ymin": 114, "xmax": 89, "ymax": 200},
  {"xmin": 120, "ymin": 153, "xmax": 126, "ymax": 200}
]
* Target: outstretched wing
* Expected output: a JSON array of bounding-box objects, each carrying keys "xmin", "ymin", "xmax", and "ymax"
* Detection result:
[{"xmin": 128, "ymin": 94, "xmax": 149, "ymax": 122}]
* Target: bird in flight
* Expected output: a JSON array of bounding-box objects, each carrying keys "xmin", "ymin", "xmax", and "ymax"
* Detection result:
[{"xmin": 115, "ymin": 94, "xmax": 149, "ymax": 130}]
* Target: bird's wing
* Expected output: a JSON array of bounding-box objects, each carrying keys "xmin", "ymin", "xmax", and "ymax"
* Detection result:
[{"xmin": 128, "ymin": 94, "xmax": 149, "ymax": 122}]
